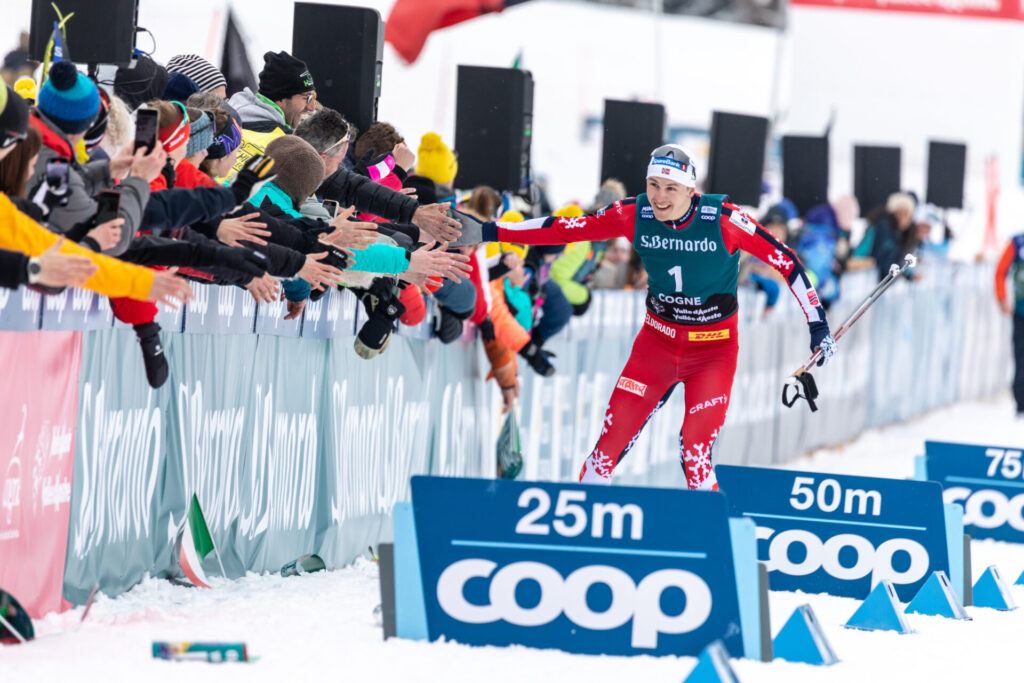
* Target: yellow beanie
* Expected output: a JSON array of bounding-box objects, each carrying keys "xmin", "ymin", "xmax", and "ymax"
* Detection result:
[
  {"xmin": 14, "ymin": 76, "xmax": 38, "ymax": 103},
  {"xmin": 500, "ymin": 210, "xmax": 524, "ymax": 223},
  {"xmin": 485, "ymin": 242, "xmax": 528, "ymax": 260},
  {"xmin": 552, "ymin": 204, "xmax": 584, "ymax": 218},
  {"xmin": 416, "ymin": 132, "xmax": 458, "ymax": 186}
]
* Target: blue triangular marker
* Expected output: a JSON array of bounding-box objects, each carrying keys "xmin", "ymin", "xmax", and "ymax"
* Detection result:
[
  {"xmin": 844, "ymin": 580, "xmax": 915, "ymax": 633},
  {"xmin": 906, "ymin": 571, "xmax": 970, "ymax": 620},
  {"xmin": 1015, "ymin": 568, "xmax": 1024, "ymax": 586},
  {"xmin": 972, "ymin": 566, "xmax": 1018, "ymax": 611},
  {"xmin": 773, "ymin": 604, "xmax": 839, "ymax": 665},
  {"xmin": 683, "ymin": 640, "xmax": 740, "ymax": 683}
]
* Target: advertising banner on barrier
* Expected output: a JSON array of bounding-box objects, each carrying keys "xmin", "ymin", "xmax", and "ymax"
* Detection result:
[
  {"xmin": 0, "ymin": 331, "xmax": 81, "ymax": 618},
  {"xmin": 921, "ymin": 440, "xmax": 1024, "ymax": 543},
  {"xmin": 0, "ymin": 286, "xmax": 42, "ymax": 331},
  {"xmin": 716, "ymin": 465, "xmax": 963, "ymax": 601},
  {"xmin": 389, "ymin": 476, "xmax": 765, "ymax": 658}
]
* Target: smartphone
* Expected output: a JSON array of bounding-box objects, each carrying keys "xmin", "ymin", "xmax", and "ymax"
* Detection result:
[
  {"xmin": 44, "ymin": 159, "xmax": 70, "ymax": 191},
  {"xmin": 94, "ymin": 190, "xmax": 121, "ymax": 225},
  {"xmin": 134, "ymin": 108, "xmax": 159, "ymax": 153},
  {"xmin": 322, "ymin": 199, "xmax": 339, "ymax": 218}
]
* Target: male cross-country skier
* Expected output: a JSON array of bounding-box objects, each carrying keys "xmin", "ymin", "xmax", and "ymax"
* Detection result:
[
  {"xmin": 994, "ymin": 231, "xmax": 1024, "ymax": 418},
  {"xmin": 462, "ymin": 145, "xmax": 836, "ymax": 490}
]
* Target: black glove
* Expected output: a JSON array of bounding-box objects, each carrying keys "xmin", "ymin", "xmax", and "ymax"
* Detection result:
[
  {"xmin": 315, "ymin": 233, "xmax": 351, "ymax": 271},
  {"xmin": 214, "ymin": 245, "xmax": 268, "ymax": 279},
  {"xmin": 160, "ymin": 158, "xmax": 176, "ymax": 188},
  {"xmin": 519, "ymin": 340, "xmax": 556, "ymax": 377},
  {"xmin": 230, "ymin": 156, "xmax": 276, "ymax": 207}
]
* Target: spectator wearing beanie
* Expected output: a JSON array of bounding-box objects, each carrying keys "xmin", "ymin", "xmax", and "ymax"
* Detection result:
[
  {"xmin": 228, "ymin": 51, "xmax": 315, "ymax": 135},
  {"xmin": 114, "ymin": 54, "xmax": 168, "ymax": 111},
  {"xmin": 415, "ymin": 132, "xmax": 457, "ymax": 188},
  {"xmin": 163, "ymin": 72, "xmax": 199, "ymax": 104},
  {"xmin": 166, "ymin": 54, "xmax": 227, "ymax": 97},
  {"xmin": 0, "ymin": 84, "xmax": 29, "ymax": 161},
  {"xmin": 176, "ymin": 109, "xmax": 217, "ymax": 189},
  {"xmin": 27, "ymin": 61, "xmax": 152, "ymax": 255}
]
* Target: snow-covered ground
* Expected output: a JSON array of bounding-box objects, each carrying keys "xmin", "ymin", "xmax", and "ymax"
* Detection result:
[{"xmin": 4, "ymin": 395, "xmax": 1022, "ymax": 682}]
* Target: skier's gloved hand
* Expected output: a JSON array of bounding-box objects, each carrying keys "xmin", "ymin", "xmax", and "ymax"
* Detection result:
[
  {"xmin": 519, "ymin": 340, "xmax": 556, "ymax": 377},
  {"xmin": 449, "ymin": 208, "xmax": 484, "ymax": 247},
  {"xmin": 230, "ymin": 156, "xmax": 276, "ymax": 208},
  {"xmin": 808, "ymin": 320, "xmax": 836, "ymax": 367}
]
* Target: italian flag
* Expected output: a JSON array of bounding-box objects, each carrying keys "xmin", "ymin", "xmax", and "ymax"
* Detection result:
[{"xmin": 179, "ymin": 494, "xmax": 215, "ymax": 589}]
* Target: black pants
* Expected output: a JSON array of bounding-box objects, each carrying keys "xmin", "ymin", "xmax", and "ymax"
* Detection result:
[{"xmin": 1014, "ymin": 314, "xmax": 1024, "ymax": 413}]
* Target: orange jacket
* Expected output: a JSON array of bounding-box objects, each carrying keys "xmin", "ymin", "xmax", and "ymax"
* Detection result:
[
  {"xmin": 0, "ymin": 193, "xmax": 154, "ymax": 300},
  {"xmin": 488, "ymin": 277, "xmax": 530, "ymax": 353}
]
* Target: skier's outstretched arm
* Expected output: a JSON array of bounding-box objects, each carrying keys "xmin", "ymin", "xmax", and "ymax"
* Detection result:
[
  {"xmin": 481, "ymin": 199, "xmax": 638, "ymax": 246},
  {"xmin": 720, "ymin": 203, "xmax": 834, "ymax": 363}
]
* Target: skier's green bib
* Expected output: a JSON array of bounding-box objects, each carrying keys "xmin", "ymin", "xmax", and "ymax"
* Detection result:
[{"xmin": 633, "ymin": 193, "xmax": 740, "ymax": 324}]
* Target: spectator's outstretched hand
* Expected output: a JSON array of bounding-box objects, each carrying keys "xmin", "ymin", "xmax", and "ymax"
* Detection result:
[
  {"xmin": 407, "ymin": 241, "xmax": 473, "ymax": 282},
  {"xmin": 230, "ymin": 156, "xmax": 276, "ymax": 207},
  {"xmin": 398, "ymin": 270, "xmax": 429, "ymax": 287},
  {"xmin": 325, "ymin": 208, "xmax": 378, "ymax": 250},
  {"xmin": 87, "ymin": 218, "xmax": 124, "ymax": 252},
  {"xmin": 147, "ymin": 267, "xmax": 194, "ymax": 309},
  {"xmin": 298, "ymin": 252, "xmax": 345, "ymax": 291},
  {"xmin": 35, "ymin": 238, "xmax": 98, "ymax": 287},
  {"xmin": 413, "ymin": 204, "xmax": 462, "ymax": 243},
  {"xmin": 217, "ymin": 212, "xmax": 270, "ymax": 247},
  {"xmin": 245, "ymin": 272, "xmax": 280, "ymax": 303},
  {"xmin": 392, "ymin": 142, "xmax": 416, "ymax": 172},
  {"xmin": 282, "ymin": 291, "xmax": 306, "ymax": 320}
]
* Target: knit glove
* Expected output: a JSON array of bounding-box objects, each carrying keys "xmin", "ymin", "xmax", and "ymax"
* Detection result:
[
  {"xmin": 449, "ymin": 208, "xmax": 484, "ymax": 248},
  {"xmin": 229, "ymin": 156, "xmax": 276, "ymax": 207},
  {"xmin": 808, "ymin": 320, "xmax": 836, "ymax": 367}
]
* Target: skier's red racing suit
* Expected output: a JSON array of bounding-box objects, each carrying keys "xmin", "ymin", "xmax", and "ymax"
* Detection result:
[{"xmin": 482, "ymin": 193, "xmax": 827, "ymax": 490}]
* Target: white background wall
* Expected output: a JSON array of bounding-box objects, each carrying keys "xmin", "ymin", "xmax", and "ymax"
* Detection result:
[{"xmin": 5, "ymin": 0, "xmax": 1022, "ymax": 253}]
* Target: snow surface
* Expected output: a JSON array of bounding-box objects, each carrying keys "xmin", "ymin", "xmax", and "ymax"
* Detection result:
[{"xmin": 3, "ymin": 395, "xmax": 1023, "ymax": 682}]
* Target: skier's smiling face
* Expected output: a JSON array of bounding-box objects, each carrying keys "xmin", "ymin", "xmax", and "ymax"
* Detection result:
[{"xmin": 646, "ymin": 176, "xmax": 695, "ymax": 222}]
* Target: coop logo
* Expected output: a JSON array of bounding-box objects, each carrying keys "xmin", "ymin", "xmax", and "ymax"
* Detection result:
[
  {"xmin": 436, "ymin": 560, "xmax": 712, "ymax": 649},
  {"xmin": 756, "ymin": 527, "xmax": 930, "ymax": 587},
  {"xmin": 700, "ymin": 206, "xmax": 718, "ymax": 222},
  {"xmin": 616, "ymin": 377, "xmax": 647, "ymax": 398},
  {"xmin": 944, "ymin": 487, "xmax": 1024, "ymax": 531},
  {"xmin": 638, "ymin": 235, "xmax": 718, "ymax": 253},
  {"xmin": 640, "ymin": 206, "xmax": 655, "ymax": 220}
]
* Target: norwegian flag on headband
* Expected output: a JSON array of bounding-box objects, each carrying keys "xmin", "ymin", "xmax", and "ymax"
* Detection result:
[{"xmin": 386, "ymin": 0, "xmax": 533, "ymax": 64}]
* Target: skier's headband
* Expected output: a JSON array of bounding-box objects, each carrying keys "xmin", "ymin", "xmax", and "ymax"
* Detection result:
[{"xmin": 647, "ymin": 156, "xmax": 696, "ymax": 188}]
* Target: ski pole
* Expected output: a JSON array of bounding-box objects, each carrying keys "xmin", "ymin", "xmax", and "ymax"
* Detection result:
[{"xmin": 782, "ymin": 254, "xmax": 917, "ymax": 412}]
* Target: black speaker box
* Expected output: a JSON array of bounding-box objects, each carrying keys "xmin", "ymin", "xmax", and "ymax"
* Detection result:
[
  {"xmin": 853, "ymin": 145, "xmax": 901, "ymax": 216},
  {"xmin": 29, "ymin": 0, "xmax": 137, "ymax": 65},
  {"xmin": 782, "ymin": 135, "xmax": 829, "ymax": 216},
  {"xmin": 926, "ymin": 141, "xmax": 967, "ymax": 209},
  {"xmin": 454, "ymin": 65, "xmax": 533, "ymax": 193},
  {"xmin": 292, "ymin": 3, "xmax": 384, "ymax": 135},
  {"xmin": 600, "ymin": 100, "xmax": 666, "ymax": 198},
  {"xmin": 706, "ymin": 111, "xmax": 769, "ymax": 206}
]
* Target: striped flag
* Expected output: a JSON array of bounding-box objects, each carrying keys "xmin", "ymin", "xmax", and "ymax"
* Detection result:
[{"xmin": 178, "ymin": 494, "xmax": 215, "ymax": 589}]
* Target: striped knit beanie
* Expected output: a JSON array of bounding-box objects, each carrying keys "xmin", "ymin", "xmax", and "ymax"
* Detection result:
[
  {"xmin": 37, "ymin": 61, "xmax": 100, "ymax": 134},
  {"xmin": 166, "ymin": 54, "xmax": 227, "ymax": 94}
]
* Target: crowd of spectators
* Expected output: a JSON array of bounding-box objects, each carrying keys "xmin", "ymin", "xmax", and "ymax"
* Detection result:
[{"xmin": 0, "ymin": 30, "xmax": 959, "ymax": 412}]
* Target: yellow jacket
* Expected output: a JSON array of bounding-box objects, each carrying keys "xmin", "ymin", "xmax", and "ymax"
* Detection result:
[{"xmin": 0, "ymin": 193, "xmax": 154, "ymax": 300}]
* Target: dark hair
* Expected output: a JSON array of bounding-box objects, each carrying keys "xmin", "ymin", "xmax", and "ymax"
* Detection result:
[
  {"xmin": 294, "ymin": 106, "xmax": 350, "ymax": 155},
  {"xmin": 354, "ymin": 121, "xmax": 402, "ymax": 159},
  {"xmin": 0, "ymin": 125, "xmax": 42, "ymax": 197}
]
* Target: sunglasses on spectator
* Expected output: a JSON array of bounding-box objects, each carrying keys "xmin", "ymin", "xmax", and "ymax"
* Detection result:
[
  {"xmin": 299, "ymin": 91, "xmax": 316, "ymax": 106},
  {"xmin": 322, "ymin": 129, "xmax": 352, "ymax": 156},
  {"xmin": 1, "ymin": 130, "xmax": 27, "ymax": 149}
]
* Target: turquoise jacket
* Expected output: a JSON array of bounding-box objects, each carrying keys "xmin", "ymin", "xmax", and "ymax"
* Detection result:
[{"xmin": 251, "ymin": 181, "xmax": 411, "ymax": 274}]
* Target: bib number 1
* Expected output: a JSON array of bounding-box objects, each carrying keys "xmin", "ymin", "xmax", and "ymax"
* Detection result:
[{"xmin": 668, "ymin": 266, "xmax": 683, "ymax": 292}]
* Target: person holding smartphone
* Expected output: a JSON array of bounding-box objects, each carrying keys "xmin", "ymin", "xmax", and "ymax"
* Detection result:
[{"xmin": 26, "ymin": 61, "xmax": 165, "ymax": 256}]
